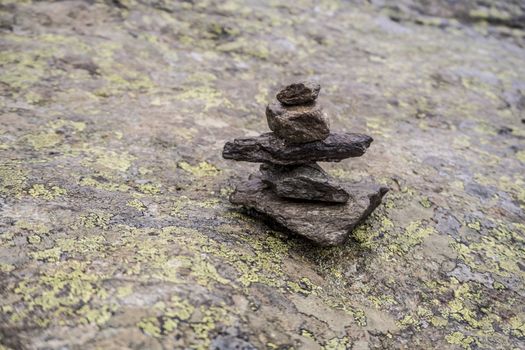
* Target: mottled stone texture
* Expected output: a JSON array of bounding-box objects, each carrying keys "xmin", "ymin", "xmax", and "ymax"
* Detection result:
[
  {"xmin": 260, "ymin": 163, "xmax": 350, "ymax": 203},
  {"xmin": 276, "ymin": 81, "xmax": 321, "ymax": 105},
  {"xmin": 223, "ymin": 132, "xmax": 373, "ymax": 165},
  {"xmin": 1, "ymin": 0, "xmax": 525, "ymax": 349},
  {"xmin": 231, "ymin": 177, "xmax": 388, "ymax": 245},
  {"xmin": 266, "ymin": 101, "xmax": 330, "ymax": 143}
]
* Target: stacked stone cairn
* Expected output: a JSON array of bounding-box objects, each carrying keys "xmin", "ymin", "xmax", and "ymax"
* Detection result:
[{"xmin": 223, "ymin": 81, "xmax": 388, "ymax": 246}]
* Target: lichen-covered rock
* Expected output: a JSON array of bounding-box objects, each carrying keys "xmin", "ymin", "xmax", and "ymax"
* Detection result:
[
  {"xmin": 230, "ymin": 176, "xmax": 388, "ymax": 245},
  {"xmin": 260, "ymin": 163, "xmax": 349, "ymax": 203},
  {"xmin": 222, "ymin": 132, "xmax": 373, "ymax": 165},
  {"xmin": 276, "ymin": 81, "xmax": 321, "ymax": 105},
  {"xmin": 1, "ymin": 0, "xmax": 525, "ymax": 349},
  {"xmin": 266, "ymin": 101, "xmax": 330, "ymax": 143}
]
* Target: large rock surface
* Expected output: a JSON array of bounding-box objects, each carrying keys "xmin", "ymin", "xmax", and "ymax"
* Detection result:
[
  {"xmin": 260, "ymin": 163, "xmax": 350, "ymax": 203},
  {"xmin": 1, "ymin": 0, "xmax": 524, "ymax": 349},
  {"xmin": 231, "ymin": 176, "xmax": 388, "ymax": 245},
  {"xmin": 223, "ymin": 132, "xmax": 373, "ymax": 165}
]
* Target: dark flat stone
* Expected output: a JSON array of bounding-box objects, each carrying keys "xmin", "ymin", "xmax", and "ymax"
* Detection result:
[
  {"xmin": 230, "ymin": 176, "xmax": 388, "ymax": 246},
  {"xmin": 222, "ymin": 132, "xmax": 373, "ymax": 165},
  {"xmin": 260, "ymin": 163, "xmax": 349, "ymax": 203},
  {"xmin": 266, "ymin": 101, "xmax": 329, "ymax": 143},
  {"xmin": 276, "ymin": 81, "xmax": 321, "ymax": 105}
]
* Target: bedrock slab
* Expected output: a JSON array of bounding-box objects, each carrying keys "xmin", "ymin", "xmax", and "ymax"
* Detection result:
[
  {"xmin": 230, "ymin": 176, "xmax": 388, "ymax": 246},
  {"xmin": 260, "ymin": 163, "xmax": 349, "ymax": 203},
  {"xmin": 222, "ymin": 132, "xmax": 373, "ymax": 165}
]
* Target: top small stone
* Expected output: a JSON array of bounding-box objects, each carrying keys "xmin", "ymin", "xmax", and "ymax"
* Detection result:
[{"xmin": 276, "ymin": 81, "xmax": 321, "ymax": 105}]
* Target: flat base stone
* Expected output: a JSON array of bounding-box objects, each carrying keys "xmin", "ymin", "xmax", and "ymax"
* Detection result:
[{"xmin": 230, "ymin": 176, "xmax": 389, "ymax": 246}]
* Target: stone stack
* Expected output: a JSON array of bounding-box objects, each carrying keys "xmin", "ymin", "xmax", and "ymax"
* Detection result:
[{"xmin": 223, "ymin": 81, "xmax": 388, "ymax": 246}]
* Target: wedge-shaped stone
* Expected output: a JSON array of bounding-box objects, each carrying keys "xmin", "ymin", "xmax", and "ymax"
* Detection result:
[
  {"xmin": 266, "ymin": 101, "xmax": 329, "ymax": 143},
  {"xmin": 230, "ymin": 176, "xmax": 388, "ymax": 246},
  {"xmin": 260, "ymin": 163, "xmax": 349, "ymax": 203},
  {"xmin": 276, "ymin": 81, "xmax": 321, "ymax": 105},
  {"xmin": 222, "ymin": 132, "xmax": 373, "ymax": 165}
]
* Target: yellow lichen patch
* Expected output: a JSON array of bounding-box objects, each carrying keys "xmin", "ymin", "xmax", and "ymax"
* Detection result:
[
  {"xmin": 178, "ymin": 161, "xmax": 220, "ymax": 177},
  {"xmin": 175, "ymin": 84, "xmax": 234, "ymax": 111},
  {"xmin": 138, "ymin": 183, "xmax": 161, "ymax": 195},
  {"xmin": 116, "ymin": 285, "xmax": 133, "ymax": 298},
  {"xmin": 79, "ymin": 177, "xmax": 130, "ymax": 192},
  {"xmin": 191, "ymin": 305, "xmax": 230, "ymax": 350},
  {"xmin": 287, "ymin": 277, "xmax": 319, "ymax": 295},
  {"xmin": 467, "ymin": 221, "xmax": 481, "ymax": 231},
  {"xmin": 9, "ymin": 260, "xmax": 113, "ymax": 327},
  {"xmin": 445, "ymin": 331, "xmax": 475, "ymax": 349},
  {"xmin": 77, "ymin": 212, "xmax": 111, "ymax": 229},
  {"xmin": 48, "ymin": 119, "xmax": 86, "ymax": 132},
  {"xmin": 137, "ymin": 317, "xmax": 163, "ymax": 337},
  {"xmin": 0, "ymin": 263, "xmax": 15, "ymax": 273},
  {"xmin": 15, "ymin": 220, "xmax": 50, "ymax": 235},
  {"xmin": 516, "ymin": 150, "xmax": 525, "ymax": 163},
  {"xmin": 507, "ymin": 316, "xmax": 525, "ymax": 337},
  {"xmin": 127, "ymin": 198, "xmax": 146, "ymax": 211},
  {"xmin": 0, "ymin": 164, "xmax": 27, "ymax": 198},
  {"xmin": 24, "ymin": 132, "xmax": 62, "ymax": 150},
  {"xmin": 368, "ymin": 294, "xmax": 398, "ymax": 309},
  {"xmin": 0, "ymin": 50, "xmax": 54, "ymax": 91},
  {"xmin": 386, "ymin": 221, "xmax": 435, "ymax": 256},
  {"xmin": 450, "ymin": 223, "xmax": 525, "ymax": 278},
  {"xmin": 216, "ymin": 37, "xmax": 269, "ymax": 60},
  {"xmin": 92, "ymin": 149, "xmax": 135, "ymax": 172},
  {"xmin": 419, "ymin": 196, "xmax": 432, "ymax": 208},
  {"xmin": 190, "ymin": 258, "xmax": 230, "ymax": 286},
  {"xmin": 28, "ymin": 184, "xmax": 67, "ymax": 200},
  {"xmin": 31, "ymin": 235, "xmax": 107, "ymax": 262},
  {"xmin": 322, "ymin": 336, "xmax": 350, "ymax": 350},
  {"xmin": 353, "ymin": 214, "xmax": 394, "ymax": 249},
  {"xmin": 28, "ymin": 234, "xmax": 41, "ymax": 244}
]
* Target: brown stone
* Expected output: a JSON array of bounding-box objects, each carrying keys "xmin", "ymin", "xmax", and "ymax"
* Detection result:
[{"xmin": 266, "ymin": 101, "xmax": 330, "ymax": 143}]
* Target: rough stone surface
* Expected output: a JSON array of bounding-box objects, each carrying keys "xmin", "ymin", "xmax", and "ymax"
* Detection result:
[
  {"xmin": 260, "ymin": 163, "xmax": 349, "ymax": 203},
  {"xmin": 266, "ymin": 101, "xmax": 330, "ymax": 143},
  {"xmin": 231, "ymin": 176, "xmax": 388, "ymax": 245},
  {"xmin": 276, "ymin": 81, "xmax": 321, "ymax": 105},
  {"xmin": 223, "ymin": 132, "xmax": 373, "ymax": 165},
  {"xmin": 1, "ymin": 0, "xmax": 525, "ymax": 349}
]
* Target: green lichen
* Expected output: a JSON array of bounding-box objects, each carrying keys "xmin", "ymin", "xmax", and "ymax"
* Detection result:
[
  {"xmin": 0, "ymin": 164, "xmax": 27, "ymax": 198},
  {"xmin": 445, "ymin": 331, "xmax": 475, "ymax": 349},
  {"xmin": 24, "ymin": 132, "xmax": 62, "ymax": 150},
  {"xmin": 178, "ymin": 161, "xmax": 220, "ymax": 177},
  {"xmin": 386, "ymin": 221, "xmax": 435, "ymax": 256},
  {"xmin": 77, "ymin": 212, "xmax": 111, "ymax": 229},
  {"xmin": 27, "ymin": 234, "xmax": 41, "ymax": 244},
  {"xmin": 138, "ymin": 183, "xmax": 161, "ymax": 195},
  {"xmin": 28, "ymin": 184, "xmax": 67, "ymax": 200},
  {"xmin": 9, "ymin": 261, "xmax": 113, "ymax": 327},
  {"xmin": 92, "ymin": 149, "xmax": 135, "ymax": 172},
  {"xmin": 175, "ymin": 86, "xmax": 233, "ymax": 111},
  {"xmin": 322, "ymin": 336, "xmax": 350, "ymax": 350},
  {"xmin": 0, "ymin": 263, "xmax": 15, "ymax": 273},
  {"xmin": 127, "ymin": 198, "xmax": 146, "ymax": 211}
]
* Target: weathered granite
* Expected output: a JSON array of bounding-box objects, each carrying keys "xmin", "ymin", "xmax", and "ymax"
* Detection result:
[
  {"xmin": 222, "ymin": 132, "xmax": 373, "ymax": 165},
  {"xmin": 2, "ymin": 0, "xmax": 525, "ymax": 349},
  {"xmin": 230, "ymin": 176, "xmax": 388, "ymax": 246},
  {"xmin": 266, "ymin": 101, "xmax": 330, "ymax": 143},
  {"xmin": 260, "ymin": 163, "xmax": 349, "ymax": 203}
]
